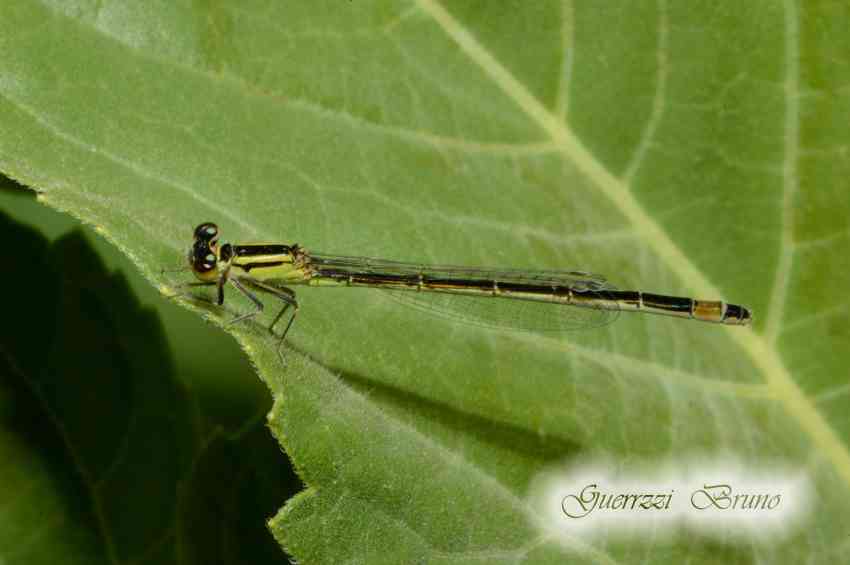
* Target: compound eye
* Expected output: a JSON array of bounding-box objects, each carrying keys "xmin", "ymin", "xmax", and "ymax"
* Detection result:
[
  {"xmin": 194, "ymin": 222, "xmax": 219, "ymax": 242},
  {"xmin": 191, "ymin": 240, "xmax": 217, "ymax": 273}
]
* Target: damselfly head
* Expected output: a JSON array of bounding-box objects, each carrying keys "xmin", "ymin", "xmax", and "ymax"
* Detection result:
[{"xmin": 189, "ymin": 222, "xmax": 222, "ymax": 281}]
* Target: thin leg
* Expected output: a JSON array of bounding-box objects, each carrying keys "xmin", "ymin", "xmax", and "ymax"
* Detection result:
[
  {"xmin": 180, "ymin": 281, "xmax": 217, "ymax": 289},
  {"xmin": 237, "ymin": 278, "xmax": 299, "ymax": 363},
  {"xmin": 217, "ymin": 274, "xmax": 226, "ymax": 305},
  {"xmin": 169, "ymin": 280, "xmax": 218, "ymax": 305},
  {"xmin": 268, "ymin": 288, "xmax": 297, "ymax": 332},
  {"xmin": 228, "ymin": 277, "xmax": 264, "ymax": 325}
]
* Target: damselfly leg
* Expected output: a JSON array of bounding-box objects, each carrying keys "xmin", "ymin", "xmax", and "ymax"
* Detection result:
[
  {"xmin": 166, "ymin": 279, "xmax": 217, "ymax": 302},
  {"xmin": 167, "ymin": 271, "xmax": 299, "ymax": 362},
  {"xmin": 228, "ymin": 277, "xmax": 299, "ymax": 362}
]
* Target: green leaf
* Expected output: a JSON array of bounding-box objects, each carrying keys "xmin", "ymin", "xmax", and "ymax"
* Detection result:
[
  {"xmin": 0, "ymin": 196, "xmax": 300, "ymax": 564},
  {"xmin": 1, "ymin": 1, "xmax": 849, "ymax": 563}
]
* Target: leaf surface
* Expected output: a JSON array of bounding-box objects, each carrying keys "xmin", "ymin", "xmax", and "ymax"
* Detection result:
[{"xmin": 1, "ymin": 1, "xmax": 848, "ymax": 562}]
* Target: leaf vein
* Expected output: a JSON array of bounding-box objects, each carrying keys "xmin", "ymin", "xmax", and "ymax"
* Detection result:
[
  {"xmin": 415, "ymin": 0, "xmax": 850, "ymax": 487},
  {"xmin": 622, "ymin": 0, "xmax": 670, "ymax": 185},
  {"xmin": 765, "ymin": 0, "xmax": 802, "ymax": 345}
]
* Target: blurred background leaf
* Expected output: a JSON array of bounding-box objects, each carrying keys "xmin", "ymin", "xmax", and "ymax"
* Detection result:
[
  {"xmin": 0, "ymin": 185, "xmax": 301, "ymax": 564},
  {"xmin": 1, "ymin": 1, "xmax": 848, "ymax": 563}
]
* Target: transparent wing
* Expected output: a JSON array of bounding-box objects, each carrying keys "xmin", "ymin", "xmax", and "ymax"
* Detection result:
[
  {"xmin": 381, "ymin": 286, "xmax": 621, "ymax": 332},
  {"xmin": 309, "ymin": 253, "xmax": 614, "ymax": 291},
  {"xmin": 310, "ymin": 253, "xmax": 621, "ymax": 332}
]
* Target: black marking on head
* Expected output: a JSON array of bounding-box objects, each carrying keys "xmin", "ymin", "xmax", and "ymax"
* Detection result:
[
  {"xmin": 191, "ymin": 239, "xmax": 216, "ymax": 273},
  {"xmin": 194, "ymin": 222, "xmax": 219, "ymax": 242}
]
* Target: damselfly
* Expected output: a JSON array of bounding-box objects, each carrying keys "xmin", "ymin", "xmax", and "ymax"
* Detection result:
[{"xmin": 183, "ymin": 222, "xmax": 752, "ymax": 360}]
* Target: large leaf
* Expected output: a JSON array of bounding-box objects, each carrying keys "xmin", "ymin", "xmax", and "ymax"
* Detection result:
[{"xmin": 1, "ymin": 1, "xmax": 848, "ymax": 562}]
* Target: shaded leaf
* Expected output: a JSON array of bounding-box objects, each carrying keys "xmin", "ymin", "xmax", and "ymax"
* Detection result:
[{"xmin": 0, "ymin": 208, "xmax": 297, "ymax": 564}]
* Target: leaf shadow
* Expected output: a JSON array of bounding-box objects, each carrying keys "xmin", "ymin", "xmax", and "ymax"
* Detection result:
[
  {"xmin": 0, "ymin": 173, "xmax": 34, "ymax": 197},
  {"xmin": 0, "ymin": 204, "xmax": 298, "ymax": 564}
]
